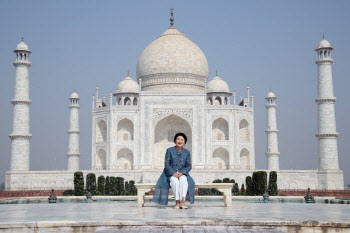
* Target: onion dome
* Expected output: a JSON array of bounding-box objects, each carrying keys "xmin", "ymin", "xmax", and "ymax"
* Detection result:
[
  {"xmin": 207, "ymin": 75, "xmax": 230, "ymax": 93},
  {"xmin": 316, "ymin": 35, "xmax": 333, "ymax": 50},
  {"xmin": 136, "ymin": 8, "xmax": 208, "ymax": 92},
  {"xmin": 266, "ymin": 91, "xmax": 276, "ymax": 99},
  {"xmin": 70, "ymin": 91, "xmax": 79, "ymax": 99},
  {"xmin": 15, "ymin": 37, "xmax": 31, "ymax": 53},
  {"xmin": 116, "ymin": 75, "xmax": 139, "ymax": 94}
]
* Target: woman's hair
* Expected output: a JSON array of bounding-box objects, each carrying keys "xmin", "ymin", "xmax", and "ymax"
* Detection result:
[{"xmin": 174, "ymin": 133, "xmax": 187, "ymax": 144}]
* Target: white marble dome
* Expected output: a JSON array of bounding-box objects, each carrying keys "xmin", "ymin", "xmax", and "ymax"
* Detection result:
[
  {"xmin": 15, "ymin": 41, "xmax": 30, "ymax": 51},
  {"xmin": 136, "ymin": 26, "xmax": 209, "ymax": 91},
  {"xmin": 317, "ymin": 38, "xmax": 332, "ymax": 49},
  {"xmin": 266, "ymin": 91, "xmax": 276, "ymax": 98},
  {"xmin": 116, "ymin": 76, "xmax": 139, "ymax": 94},
  {"xmin": 70, "ymin": 91, "xmax": 79, "ymax": 99},
  {"xmin": 207, "ymin": 76, "xmax": 230, "ymax": 93}
]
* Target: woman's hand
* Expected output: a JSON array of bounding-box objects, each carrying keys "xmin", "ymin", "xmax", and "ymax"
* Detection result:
[{"xmin": 172, "ymin": 173, "xmax": 184, "ymax": 179}]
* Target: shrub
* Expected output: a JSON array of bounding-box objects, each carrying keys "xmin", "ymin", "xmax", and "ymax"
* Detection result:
[
  {"xmin": 97, "ymin": 175, "xmax": 106, "ymax": 195},
  {"xmin": 252, "ymin": 171, "xmax": 267, "ymax": 196},
  {"xmin": 268, "ymin": 171, "xmax": 278, "ymax": 196},
  {"xmin": 116, "ymin": 177, "xmax": 125, "ymax": 196},
  {"xmin": 241, "ymin": 184, "xmax": 245, "ymax": 196},
  {"xmin": 223, "ymin": 178, "xmax": 230, "ymax": 183},
  {"xmin": 229, "ymin": 179, "xmax": 235, "ymax": 195},
  {"xmin": 245, "ymin": 176, "xmax": 253, "ymax": 196},
  {"xmin": 125, "ymin": 181, "xmax": 130, "ymax": 196},
  {"xmin": 105, "ymin": 176, "xmax": 110, "ymax": 195},
  {"xmin": 233, "ymin": 183, "xmax": 239, "ymax": 195},
  {"xmin": 74, "ymin": 171, "xmax": 84, "ymax": 196},
  {"xmin": 86, "ymin": 173, "xmax": 97, "ymax": 195},
  {"xmin": 110, "ymin": 177, "xmax": 117, "ymax": 195},
  {"xmin": 129, "ymin": 180, "xmax": 137, "ymax": 195},
  {"xmin": 63, "ymin": 189, "xmax": 74, "ymax": 196},
  {"xmin": 212, "ymin": 179, "xmax": 223, "ymax": 195}
]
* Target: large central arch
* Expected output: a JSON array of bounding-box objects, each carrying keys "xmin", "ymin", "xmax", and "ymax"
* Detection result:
[{"xmin": 153, "ymin": 114, "xmax": 192, "ymax": 169}]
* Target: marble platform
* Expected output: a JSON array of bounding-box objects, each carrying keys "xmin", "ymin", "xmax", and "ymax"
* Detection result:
[{"xmin": 0, "ymin": 201, "xmax": 349, "ymax": 232}]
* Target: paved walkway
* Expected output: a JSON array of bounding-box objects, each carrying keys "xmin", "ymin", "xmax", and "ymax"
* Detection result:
[{"xmin": 0, "ymin": 201, "xmax": 349, "ymax": 232}]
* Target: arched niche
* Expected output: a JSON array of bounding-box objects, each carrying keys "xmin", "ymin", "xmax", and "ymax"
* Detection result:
[
  {"xmin": 207, "ymin": 97, "xmax": 213, "ymax": 105},
  {"xmin": 96, "ymin": 149, "xmax": 106, "ymax": 170},
  {"xmin": 124, "ymin": 97, "xmax": 131, "ymax": 105},
  {"xmin": 96, "ymin": 120, "xmax": 107, "ymax": 143},
  {"xmin": 212, "ymin": 117, "xmax": 229, "ymax": 141},
  {"xmin": 117, "ymin": 148, "xmax": 133, "ymax": 170},
  {"xmin": 117, "ymin": 118, "xmax": 134, "ymax": 141},
  {"xmin": 153, "ymin": 114, "xmax": 192, "ymax": 169},
  {"xmin": 239, "ymin": 119, "xmax": 249, "ymax": 142},
  {"xmin": 214, "ymin": 96, "xmax": 222, "ymax": 105},
  {"xmin": 240, "ymin": 148, "xmax": 250, "ymax": 169},
  {"xmin": 133, "ymin": 98, "xmax": 138, "ymax": 105},
  {"xmin": 212, "ymin": 147, "xmax": 229, "ymax": 170}
]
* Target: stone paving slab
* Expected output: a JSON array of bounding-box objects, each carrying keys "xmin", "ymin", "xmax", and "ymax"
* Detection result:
[{"xmin": 0, "ymin": 201, "xmax": 349, "ymax": 232}]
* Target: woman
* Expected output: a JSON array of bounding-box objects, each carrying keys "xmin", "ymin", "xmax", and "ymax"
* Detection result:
[{"xmin": 152, "ymin": 133, "xmax": 195, "ymax": 209}]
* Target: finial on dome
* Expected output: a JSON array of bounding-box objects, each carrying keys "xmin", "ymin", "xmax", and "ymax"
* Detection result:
[
  {"xmin": 216, "ymin": 69, "xmax": 218, "ymax": 76},
  {"xmin": 170, "ymin": 6, "xmax": 174, "ymax": 27},
  {"xmin": 22, "ymin": 36, "xmax": 24, "ymax": 42},
  {"xmin": 127, "ymin": 69, "xmax": 130, "ymax": 76},
  {"xmin": 323, "ymin": 34, "xmax": 325, "ymax": 40}
]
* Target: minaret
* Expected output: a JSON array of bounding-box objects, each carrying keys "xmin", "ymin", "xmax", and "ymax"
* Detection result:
[
  {"xmin": 9, "ymin": 38, "xmax": 32, "ymax": 171},
  {"xmin": 67, "ymin": 90, "xmax": 80, "ymax": 171},
  {"xmin": 265, "ymin": 91, "xmax": 280, "ymax": 170},
  {"xmin": 315, "ymin": 35, "xmax": 339, "ymax": 170}
]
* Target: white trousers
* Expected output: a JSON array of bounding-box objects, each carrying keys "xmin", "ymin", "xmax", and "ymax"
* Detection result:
[{"xmin": 170, "ymin": 175, "xmax": 188, "ymax": 201}]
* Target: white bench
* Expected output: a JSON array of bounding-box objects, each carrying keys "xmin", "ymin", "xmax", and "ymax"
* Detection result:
[{"xmin": 135, "ymin": 183, "xmax": 234, "ymax": 207}]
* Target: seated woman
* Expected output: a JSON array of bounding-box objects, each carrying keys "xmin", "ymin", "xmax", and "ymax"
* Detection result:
[{"xmin": 152, "ymin": 133, "xmax": 195, "ymax": 209}]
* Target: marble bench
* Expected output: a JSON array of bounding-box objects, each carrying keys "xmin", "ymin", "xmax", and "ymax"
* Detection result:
[{"xmin": 135, "ymin": 183, "xmax": 234, "ymax": 207}]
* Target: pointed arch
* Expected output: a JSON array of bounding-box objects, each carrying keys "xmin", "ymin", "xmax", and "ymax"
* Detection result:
[
  {"xmin": 124, "ymin": 97, "xmax": 131, "ymax": 105},
  {"xmin": 133, "ymin": 98, "xmax": 138, "ymax": 105},
  {"xmin": 117, "ymin": 148, "xmax": 133, "ymax": 170},
  {"xmin": 212, "ymin": 147, "xmax": 229, "ymax": 170},
  {"xmin": 117, "ymin": 118, "xmax": 134, "ymax": 141},
  {"xmin": 239, "ymin": 119, "xmax": 249, "ymax": 142},
  {"xmin": 96, "ymin": 120, "xmax": 107, "ymax": 142},
  {"xmin": 212, "ymin": 117, "xmax": 229, "ymax": 140},
  {"xmin": 214, "ymin": 96, "xmax": 222, "ymax": 105},
  {"xmin": 207, "ymin": 97, "xmax": 213, "ymax": 105},
  {"xmin": 240, "ymin": 148, "xmax": 250, "ymax": 169},
  {"xmin": 96, "ymin": 149, "xmax": 106, "ymax": 170}
]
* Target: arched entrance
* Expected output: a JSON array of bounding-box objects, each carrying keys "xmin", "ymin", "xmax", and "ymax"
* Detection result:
[{"xmin": 153, "ymin": 114, "xmax": 192, "ymax": 169}]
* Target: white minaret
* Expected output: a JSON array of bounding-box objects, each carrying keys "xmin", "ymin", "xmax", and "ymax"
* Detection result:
[
  {"xmin": 67, "ymin": 90, "xmax": 80, "ymax": 171},
  {"xmin": 265, "ymin": 91, "xmax": 280, "ymax": 170},
  {"xmin": 315, "ymin": 35, "xmax": 339, "ymax": 170},
  {"xmin": 9, "ymin": 38, "xmax": 32, "ymax": 171}
]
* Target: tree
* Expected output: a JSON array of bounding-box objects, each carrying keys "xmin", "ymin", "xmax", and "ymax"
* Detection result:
[
  {"xmin": 86, "ymin": 173, "xmax": 97, "ymax": 195},
  {"xmin": 241, "ymin": 184, "xmax": 245, "ymax": 196},
  {"xmin": 233, "ymin": 183, "xmax": 239, "ymax": 195},
  {"xmin": 97, "ymin": 175, "xmax": 106, "ymax": 195},
  {"xmin": 245, "ymin": 176, "xmax": 253, "ymax": 196},
  {"xmin": 268, "ymin": 171, "xmax": 278, "ymax": 196},
  {"xmin": 252, "ymin": 171, "xmax": 267, "ymax": 196},
  {"xmin": 74, "ymin": 171, "xmax": 84, "ymax": 196},
  {"xmin": 105, "ymin": 176, "xmax": 110, "ymax": 195},
  {"xmin": 110, "ymin": 177, "xmax": 117, "ymax": 195}
]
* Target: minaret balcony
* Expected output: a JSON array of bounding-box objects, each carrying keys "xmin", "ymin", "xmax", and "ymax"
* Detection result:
[{"xmin": 315, "ymin": 98, "xmax": 336, "ymax": 103}]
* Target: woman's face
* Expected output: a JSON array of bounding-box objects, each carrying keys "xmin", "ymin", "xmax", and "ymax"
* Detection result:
[{"xmin": 175, "ymin": 136, "xmax": 185, "ymax": 147}]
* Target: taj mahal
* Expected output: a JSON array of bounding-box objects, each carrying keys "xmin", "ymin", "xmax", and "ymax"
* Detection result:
[{"xmin": 5, "ymin": 10, "xmax": 344, "ymax": 191}]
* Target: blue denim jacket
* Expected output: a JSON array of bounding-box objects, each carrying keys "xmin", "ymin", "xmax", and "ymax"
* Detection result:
[{"xmin": 152, "ymin": 147, "xmax": 195, "ymax": 205}]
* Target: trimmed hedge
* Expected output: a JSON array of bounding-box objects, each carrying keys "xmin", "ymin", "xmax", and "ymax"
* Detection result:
[
  {"xmin": 233, "ymin": 183, "xmax": 239, "ymax": 195},
  {"xmin": 268, "ymin": 171, "xmax": 278, "ymax": 196},
  {"xmin": 63, "ymin": 189, "xmax": 74, "ymax": 196},
  {"xmin": 241, "ymin": 184, "xmax": 245, "ymax": 196},
  {"xmin": 129, "ymin": 180, "xmax": 137, "ymax": 195},
  {"xmin": 86, "ymin": 173, "xmax": 97, "ymax": 195},
  {"xmin": 105, "ymin": 176, "xmax": 110, "ymax": 195},
  {"xmin": 110, "ymin": 177, "xmax": 117, "ymax": 195},
  {"xmin": 74, "ymin": 171, "xmax": 84, "ymax": 196},
  {"xmin": 116, "ymin": 177, "xmax": 125, "ymax": 196},
  {"xmin": 245, "ymin": 176, "xmax": 253, "ymax": 196},
  {"xmin": 97, "ymin": 175, "xmax": 106, "ymax": 195},
  {"xmin": 252, "ymin": 171, "xmax": 267, "ymax": 196}
]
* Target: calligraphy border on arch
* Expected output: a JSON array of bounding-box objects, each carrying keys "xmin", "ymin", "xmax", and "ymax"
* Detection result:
[{"xmin": 153, "ymin": 108, "xmax": 193, "ymax": 126}]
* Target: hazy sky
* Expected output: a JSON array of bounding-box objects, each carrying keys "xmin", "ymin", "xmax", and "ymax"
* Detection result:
[{"xmin": 0, "ymin": 1, "xmax": 349, "ymax": 186}]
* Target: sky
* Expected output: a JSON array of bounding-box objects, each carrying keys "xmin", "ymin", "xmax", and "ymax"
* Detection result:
[{"xmin": 0, "ymin": 0, "xmax": 349, "ymax": 187}]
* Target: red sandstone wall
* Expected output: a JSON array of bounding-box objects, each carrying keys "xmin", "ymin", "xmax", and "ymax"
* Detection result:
[
  {"xmin": 278, "ymin": 189, "xmax": 350, "ymax": 197},
  {"xmin": 0, "ymin": 190, "xmax": 64, "ymax": 198}
]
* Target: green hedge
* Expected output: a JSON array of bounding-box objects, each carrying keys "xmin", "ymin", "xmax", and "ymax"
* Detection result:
[
  {"xmin": 233, "ymin": 183, "xmax": 239, "ymax": 195},
  {"xmin": 116, "ymin": 177, "xmax": 125, "ymax": 195},
  {"xmin": 110, "ymin": 177, "xmax": 117, "ymax": 195},
  {"xmin": 97, "ymin": 175, "xmax": 106, "ymax": 195},
  {"xmin": 252, "ymin": 171, "xmax": 267, "ymax": 196},
  {"xmin": 198, "ymin": 178, "xmax": 239, "ymax": 196},
  {"xmin": 105, "ymin": 176, "xmax": 110, "ymax": 195},
  {"xmin": 241, "ymin": 184, "xmax": 245, "ymax": 196},
  {"xmin": 86, "ymin": 173, "xmax": 97, "ymax": 195},
  {"xmin": 74, "ymin": 171, "xmax": 84, "ymax": 196},
  {"xmin": 268, "ymin": 171, "xmax": 278, "ymax": 196},
  {"xmin": 245, "ymin": 176, "xmax": 253, "ymax": 196}
]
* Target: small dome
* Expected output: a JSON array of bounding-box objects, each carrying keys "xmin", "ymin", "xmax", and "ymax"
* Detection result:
[
  {"xmin": 70, "ymin": 91, "xmax": 79, "ymax": 99},
  {"xmin": 15, "ymin": 41, "xmax": 30, "ymax": 51},
  {"xmin": 266, "ymin": 91, "xmax": 276, "ymax": 99},
  {"xmin": 318, "ymin": 39, "xmax": 331, "ymax": 49},
  {"xmin": 207, "ymin": 76, "xmax": 230, "ymax": 93},
  {"xmin": 116, "ymin": 76, "xmax": 139, "ymax": 94}
]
